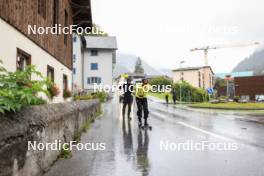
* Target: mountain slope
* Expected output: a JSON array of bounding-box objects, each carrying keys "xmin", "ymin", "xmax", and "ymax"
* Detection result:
[
  {"xmin": 233, "ymin": 48, "xmax": 264, "ymax": 75},
  {"xmin": 114, "ymin": 53, "xmax": 165, "ymax": 78},
  {"xmin": 158, "ymin": 68, "xmax": 173, "ymax": 78}
]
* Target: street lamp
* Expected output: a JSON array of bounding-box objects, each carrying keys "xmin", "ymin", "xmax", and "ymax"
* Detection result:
[
  {"xmin": 179, "ymin": 60, "xmax": 185, "ymax": 103},
  {"xmin": 225, "ymin": 75, "xmax": 231, "ymax": 97}
]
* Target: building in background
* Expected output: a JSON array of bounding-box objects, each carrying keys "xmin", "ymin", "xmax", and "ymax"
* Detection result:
[
  {"xmin": 72, "ymin": 33, "xmax": 86, "ymax": 92},
  {"xmin": 172, "ymin": 66, "xmax": 214, "ymax": 90},
  {"xmin": 215, "ymin": 71, "xmax": 254, "ymax": 79},
  {"xmin": 0, "ymin": 0, "xmax": 92, "ymax": 102},
  {"xmin": 234, "ymin": 75, "xmax": 264, "ymax": 101},
  {"xmin": 73, "ymin": 36, "xmax": 117, "ymax": 92},
  {"xmin": 214, "ymin": 76, "xmax": 235, "ymax": 98},
  {"xmin": 214, "ymin": 71, "xmax": 254, "ymax": 98}
]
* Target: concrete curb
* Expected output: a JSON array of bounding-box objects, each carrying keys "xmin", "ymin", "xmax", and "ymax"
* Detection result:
[{"xmin": 189, "ymin": 105, "xmax": 264, "ymax": 111}]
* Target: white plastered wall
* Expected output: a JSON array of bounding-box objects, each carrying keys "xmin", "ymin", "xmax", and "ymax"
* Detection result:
[
  {"xmin": 0, "ymin": 18, "xmax": 72, "ymax": 103},
  {"xmin": 83, "ymin": 49, "xmax": 114, "ymax": 90}
]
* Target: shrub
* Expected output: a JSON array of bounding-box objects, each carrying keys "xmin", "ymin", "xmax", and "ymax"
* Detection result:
[
  {"xmin": 47, "ymin": 84, "xmax": 60, "ymax": 98},
  {"xmin": 172, "ymin": 81, "xmax": 208, "ymax": 102},
  {"xmin": 74, "ymin": 94, "xmax": 93, "ymax": 101},
  {"xmin": 63, "ymin": 89, "xmax": 72, "ymax": 99},
  {"xmin": 234, "ymin": 96, "xmax": 240, "ymax": 102},
  {"xmin": 60, "ymin": 144, "xmax": 72, "ymax": 159},
  {"xmin": 149, "ymin": 76, "xmax": 172, "ymax": 92},
  {"xmin": 74, "ymin": 91, "xmax": 108, "ymax": 103},
  {"xmin": 219, "ymin": 96, "xmax": 228, "ymax": 100},
  {"xmin": 0, "ymin": 61, "xmax": 52, "ymax": 115},
  {"xmin": 92, "ymin": 91, "xmax": 108, "ymax": 102}
]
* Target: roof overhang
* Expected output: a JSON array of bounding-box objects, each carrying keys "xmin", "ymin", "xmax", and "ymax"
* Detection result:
[
  {"xmin": 70, "ymin": 0, "xmax": 93, "ymax": 29},
  {"xmin": 84, "ymin": 36, "xmax": 118, "ymax": 50},
  {"xmin": 172, "ymin": 66, "xmax": 214, "ymax": 74}
]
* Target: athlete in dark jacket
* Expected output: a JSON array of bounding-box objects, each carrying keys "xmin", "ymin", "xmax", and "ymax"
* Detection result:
[{"xmin": 122, "ymin": 78, "xmax": 134, "ymax": 119}]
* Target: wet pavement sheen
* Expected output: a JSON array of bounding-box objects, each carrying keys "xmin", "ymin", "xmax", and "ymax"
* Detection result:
[{"xmin": 45, "ymin": 96, "xmax": 264, "ymax": 176}]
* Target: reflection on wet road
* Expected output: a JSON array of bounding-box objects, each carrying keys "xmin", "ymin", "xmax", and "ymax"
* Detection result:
[
  {"xmin": 45, "ymin": 96, "xmax": 264, "ymax": 176},
  {"xmin": 122, "ymin": 115, "xmax": 150, "ymax": 176}
]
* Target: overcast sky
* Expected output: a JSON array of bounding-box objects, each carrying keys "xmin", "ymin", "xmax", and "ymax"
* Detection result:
[{"xmin": 91, "ymin": 0, "xmax": 264, "ymax": 73}]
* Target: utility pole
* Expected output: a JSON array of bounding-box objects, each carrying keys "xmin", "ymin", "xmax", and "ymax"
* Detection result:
[
  {"xmin": 179, "ymin": 60, "xmax": 185, "ymax": 103},
  {"xmin": 225, "ymin": 75, "xmax": 231, "ymax": 98}
]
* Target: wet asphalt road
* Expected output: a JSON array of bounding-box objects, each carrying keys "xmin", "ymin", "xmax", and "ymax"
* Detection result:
[{"xmin": 45, "ymin": 96, "xmax": 264, "ymax": 176}]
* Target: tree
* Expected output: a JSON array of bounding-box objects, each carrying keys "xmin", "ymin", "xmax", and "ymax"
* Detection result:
[
  {"xmin": 134, "ymin": 57, "xmax": 144, "ymax": 74},
  {"xmin": 172, "ymin": 81, "xmax": 209, "ymax": 102},
  {"xmin": 149, "ymin": 76, "xmax": 172, "ymax": 91},
  {"xmin": 214, "ymin": 77, "xmax": 234, "ymax": 97}
]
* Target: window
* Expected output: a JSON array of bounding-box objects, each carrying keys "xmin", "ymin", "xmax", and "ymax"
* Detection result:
[
  {"xmin": 63, "ymin": 74, "xmax": 68, "ymax": 91},
  {"xmin": 91, "ymin": 50, "xmax": 98, "ymax": 56},
  {"xmin": 64, "ymin": 10, "xmax": 68, "ymax": 45},
  {"xmin": 73, "ymin": 68, "xmax": 76, "ymax": 75},
  {"xmin": 87, "ymin": 78, "xmax": 90, "ymax": 84},
  {"xmin": 47, "ymin": 65, "xmax": 55, "ymax": 83},
  {"xmin": 38, "ymin": 0, "xmax": 46, "ymax": 19},
  {"xmin": 198, "ymin": 71, "xmax": 201, "ymax": 88},
  {"xmin": 17, "ymin": 48, "xmax": 31, "ymax": 71},
  {"xmin": 209, "ymin": 73, "xmax": 212, "ymax": 88},
  {"xmin": 202, "ymin": 73, "xmax": 205, "ymax": 89},
  {"xmin": 90, "ymin": 63, "xmax": 98, "ymax": 70},
  {"xmin": 73, "ymin": 36, "xmax": 77, "ymax": 42},
  {"xmin": 73, "ymin": 54, "xmax": 76, "ymax": 63},
  {"xmin": 180, "ymin": 72, "xmax": 184, "ymax": 81},
  {"xmin": 241, "ymin": 95, "xmax": 250, "ymax": 101},
  {"xmin": 53, "ymin": 0, "xmax": 59, "ymax": 31},
  {"xmin": 87, "ymin": 77, "xmax": 102, "ymax": 84}
]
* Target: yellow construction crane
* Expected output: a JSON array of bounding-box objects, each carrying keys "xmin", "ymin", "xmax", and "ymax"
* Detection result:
[{"xmin": 190, "ymin": 42, "xmax": 260, "ymax": 66}]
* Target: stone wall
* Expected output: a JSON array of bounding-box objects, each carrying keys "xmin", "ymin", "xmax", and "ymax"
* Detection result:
[{"xmin": 0, "ymin": 100, "xmax": 100, "ymax": 176}]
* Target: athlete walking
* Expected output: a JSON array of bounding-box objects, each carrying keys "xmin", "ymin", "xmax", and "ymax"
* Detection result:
[
  {"xmin": 122, "ymin": 77, "xmax": 134, "ymax": 119},
  {"xmin": 135, "ymin": 79, "xmax": 150, "ymax": 127}
]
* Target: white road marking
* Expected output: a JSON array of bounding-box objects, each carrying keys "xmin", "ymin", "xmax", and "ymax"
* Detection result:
[
  {"xmin": 177, "ymin": 121, "xmax": 233, "ymax": 141},
  {"xmin": 148, "ymin": 101, "xmax": 235, "ymax": 142}
]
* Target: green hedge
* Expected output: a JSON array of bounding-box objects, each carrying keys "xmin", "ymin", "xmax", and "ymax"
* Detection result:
[
  {"xmin": 172, "ymin": 81, "xmax": 209, "ymax": 102},
  {"xmin": 74, "ymin": 91, "xmax": 108, "ymax": 103}
]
